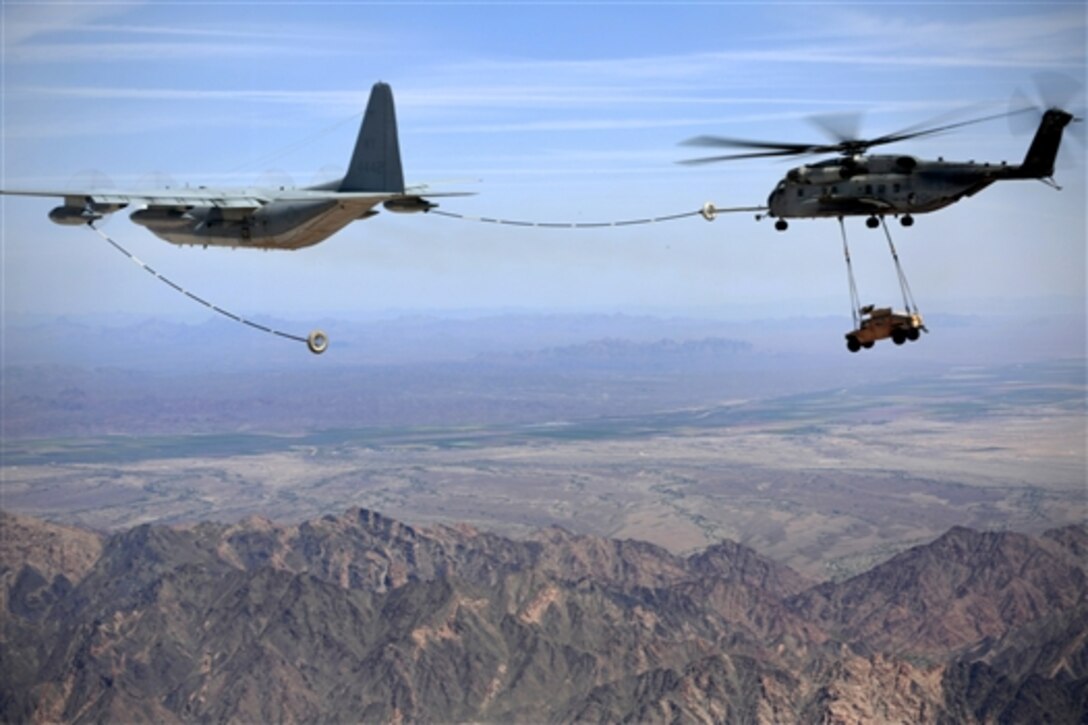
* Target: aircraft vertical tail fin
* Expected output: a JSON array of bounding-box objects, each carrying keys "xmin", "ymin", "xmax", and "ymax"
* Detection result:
[
  {"xmin": 1018, "ymin": 109, "xmax": 1074, "ymax": 178},
  {"xmin": 339, "ymin": 82, "xmax": 405, "ymax": 193}
]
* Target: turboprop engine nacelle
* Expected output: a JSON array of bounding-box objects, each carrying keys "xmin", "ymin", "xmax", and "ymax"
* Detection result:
[
  {"xmin": 130, "ymin": 208, "xmax": 194, "ymax": 228},
  {"xmin": 49, "ymin": 206, "xmax": 103, "ymax": 226},
  {"xmin": 383, "ymin": 196, "xmax": 436, "ymax": 214},
  {"xmin": 48, "ymin": 200, "xmax": 128, "ymax": 226}
]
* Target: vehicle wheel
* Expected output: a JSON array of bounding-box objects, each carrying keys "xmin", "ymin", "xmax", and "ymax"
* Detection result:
[
  {"xmin": 901, "ymin": 214, "xmax": 914, "ymax": 227},
  {"xmin": 847, "ymin": 337, "xmax": 861, "ymax": 353},
  {"xmin": 866, "ymin": 216, "xmax": 880, "ymax": 229},
  {"xmin": 862, "ymin": 341, "xmax": 874, "ymax": 349},
  {"xmin": 906, "ymin": 328, "xmax": 920, "ymax": 341},
  {"xmin": 892, "ymin": 330, "xmax": 906, "ymax": 345},
  {"xmin": 775, "ymin": 219, "xmax": 788, "ymax": 231}
]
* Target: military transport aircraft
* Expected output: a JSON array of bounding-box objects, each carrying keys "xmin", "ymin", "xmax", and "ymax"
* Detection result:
[
  {"xmin": 681, "ymin": 105, "xmax": 1077, "ymax": 231},
  {"xmin": 1, "ymin": 82, "xmax": 462, "ymax": 250}
]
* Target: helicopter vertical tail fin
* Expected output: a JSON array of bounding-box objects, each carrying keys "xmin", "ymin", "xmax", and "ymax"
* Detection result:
[
  {"xmin": 339, "ymin": 82, "xmax": 405, "ymax": 193},
  {"xmin": 1018, "ymin": 109, "xmax": 1074, "ymax": 178}
]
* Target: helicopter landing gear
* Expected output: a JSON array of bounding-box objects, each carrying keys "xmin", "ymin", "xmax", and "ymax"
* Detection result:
[
  {"xmin": 900, "ymin": 214, "xmax": 914, "ymax": 227},
  {"xmin": 866, "ymin": 215, "xmax": 880, "ymax": 229},
  {"xmin": 774, "ymin": 219, "xmax": 788, "ymax": 231}
]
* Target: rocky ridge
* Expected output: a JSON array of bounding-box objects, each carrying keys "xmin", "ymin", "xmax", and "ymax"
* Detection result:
[{"xmin": 1, "ymin": 508, "xmax": 1084, "ymax": 723}]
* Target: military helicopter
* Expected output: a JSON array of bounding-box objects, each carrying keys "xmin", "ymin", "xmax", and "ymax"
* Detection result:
[{"xmin": 681, "ymin": 104, "xmax": 1077, "ymax": 231}]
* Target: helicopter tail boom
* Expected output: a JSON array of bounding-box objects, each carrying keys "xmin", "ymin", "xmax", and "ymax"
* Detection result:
[{"xmin": 1015, "ymin": 109, "xmax": 1074, "ymax": 179}]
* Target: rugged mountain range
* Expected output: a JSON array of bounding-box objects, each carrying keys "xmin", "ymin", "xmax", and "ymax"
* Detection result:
[{"xmin": 1, "ymin": 508, "xmax": 1084, "ymax": 723}]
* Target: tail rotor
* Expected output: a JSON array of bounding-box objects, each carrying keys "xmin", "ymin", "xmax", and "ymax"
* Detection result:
[{"xmin": 1010, "ymin": 72, "xmax": 1084, "ymax": 167}]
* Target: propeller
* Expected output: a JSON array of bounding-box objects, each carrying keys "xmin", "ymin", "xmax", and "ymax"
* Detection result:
[
  {"xmin": 1009, "ymin": 72, "xmax": 1085, "ymax": 166},
  {"xmin": 680, "ymin": 107, "xmax": 1028, "ymax": 165},
  {"xmin": 136, "ymin": 170, "xmax": 179, "ymax": 191},
  {"xmin": 67, "ymin": 169, "xmax": 116, "ymax": 227},
  {"xmin": 309, "ymin": 164, "xmax": 344, "ymax": 187},
  {"xmin": 1010, "ymin": 72, "xmax": 1082, "ymax": 131},
  {"xmin": 255, "ymin": 168, "xmax": 296, "ymax": 191}
]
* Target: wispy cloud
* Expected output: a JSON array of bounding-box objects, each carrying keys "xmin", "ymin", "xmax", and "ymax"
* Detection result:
[
  {"xmin": 434, "ymin": 6, "xmax": 1085, "ymax": 92},
  {"xmin": 4, "ymin": 8, "xmax": 390, "ymax": 63},
  {"xmin": 57, "ymin": 22, "xmax": 336, "ymax": 42},
  {"xmin": 825, "ymin": 6, "xmax": 1086, "ymax": 58},
  {"xmin": 2, "ymin": 2, "xmax": 137, "ymax": 45},
  {"xmin": 29, "ymin": 86, "xmax": 1003, "ymax": 121},
  {"xmin": 12, "ymin": 86, "xmax": 368, "ymax": 107},
  {"xmin": 6, "ymin": 40, "xmax": 343, "ymax": 64},
  {"xmin": 4, "ymin": 6, "xmax": 1080, "ymax": 145},
  {"xmin": 1, "ymin": 109, "xmax": 267, "ymax": 141}
]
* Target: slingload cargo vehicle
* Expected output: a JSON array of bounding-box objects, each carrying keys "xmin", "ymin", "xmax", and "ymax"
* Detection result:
[{"xmin": 845, "ymin": 305, "xmax": 926, "ymax": 352}]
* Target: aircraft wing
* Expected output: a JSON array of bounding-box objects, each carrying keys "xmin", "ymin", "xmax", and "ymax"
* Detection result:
[
  {"xmin": 0, "ymin": 188, "xmax": 272, "ymax": 209},
  {"xmin": 2, "ymin": 187, "xmax": 472, "ymax": 206}
]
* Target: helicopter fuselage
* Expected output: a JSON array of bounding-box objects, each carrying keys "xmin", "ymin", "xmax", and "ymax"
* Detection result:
[
  {"xmin": 766, "ymin": 154, "xmax": 1019, "ymax": 222},
  {"xmin": 761, "ymin": 108, "xmax": 1073, "ymax": 229}
]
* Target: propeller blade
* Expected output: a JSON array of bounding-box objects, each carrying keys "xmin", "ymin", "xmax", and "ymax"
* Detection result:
[
  {"xmin": 1033, "ymin": 70, "xmax": 1081, "ymax": 110},
  {"xmin": 309, "ymin": 164, "xmax": 344, "ymax": 187},
  {"xmin": 68, "ymin": 169, "xmax": 116, "ymax": 227},
  {"xmin": 256, "ymin": 168, "xmax": 296, "ymax": 190},
  {"xmin": 137, "ymin": 170, "xmax": 179, "ymax": 190}
]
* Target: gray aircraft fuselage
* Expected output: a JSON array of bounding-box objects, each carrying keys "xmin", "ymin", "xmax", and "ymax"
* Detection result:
[{"xmin": 128, "ymin": 196, "xmax": 375, "ymax": 250}]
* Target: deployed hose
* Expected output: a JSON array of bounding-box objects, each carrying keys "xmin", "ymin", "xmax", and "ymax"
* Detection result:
[
  {"xmin": 429, "ymin": 202, "xmax": 763, "ymax": 228},
  {"xmin": 88, "ymin": 223, "xmax": 328, "ymax": 354}
]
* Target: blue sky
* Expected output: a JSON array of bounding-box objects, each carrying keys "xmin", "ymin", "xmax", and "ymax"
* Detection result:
[{"xmin": 2, "ymin": 1, "xmax": 1085, "ymax": 321}]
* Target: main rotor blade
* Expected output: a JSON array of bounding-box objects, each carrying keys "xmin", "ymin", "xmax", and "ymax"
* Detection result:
[
  {"xmin": 807, "ymin": 111, "xmax": 863, "ymax": 144},
  {"xmin": 681, "ymin": 105, "xmax": 1038, "ymax": 166},
  {"xmin": 679, "ymin": 148, "xmax": 815, "ymax": 164},
  {"xmin": 680, "ymin": 134, "xmax": 818, "ymax": 153},
  {"xmin": 865, "ymin": 108, "xmax": 1033, "ymax": 149},
  {"xmin": 1009, "ymin": 89, "xmax": 1040, "ymax": 134}
]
